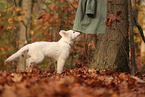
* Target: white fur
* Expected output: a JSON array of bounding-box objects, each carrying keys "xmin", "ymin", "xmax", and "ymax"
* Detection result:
[{"xmin": 6, "ymin": 30, "xmax": 80, "ymax": 74}]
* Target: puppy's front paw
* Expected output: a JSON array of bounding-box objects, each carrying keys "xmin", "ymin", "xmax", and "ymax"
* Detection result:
[
  {"xmin": 56, "ymin": 73, "xmax": 61, "ymax": 78},
  {"xmin": 26, "ymin": 66, "xmax": 32, "ymax": 72}
]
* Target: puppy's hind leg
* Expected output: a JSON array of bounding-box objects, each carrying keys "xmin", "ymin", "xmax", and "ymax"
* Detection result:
[
  {"xmin": 26, "ymin": 54, "xmax": 44, "ymax": 72},
  {"xmin": 26, "ymin": 59, "xmax": 33, "ymax": 72}
]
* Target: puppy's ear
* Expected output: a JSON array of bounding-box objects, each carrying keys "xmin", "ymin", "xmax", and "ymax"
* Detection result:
[{"xmin": 59, "ymin": 30, "xmax": 66, "ymax": 36}]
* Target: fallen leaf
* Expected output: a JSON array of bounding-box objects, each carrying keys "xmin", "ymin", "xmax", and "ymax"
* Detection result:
[
  {"xmin": 11, "ymin": 73, "xmax": 22, "ymax": 83},
  {"xmin": 30, "ymin": 30, "xmax": 34, "ymax": 35}
]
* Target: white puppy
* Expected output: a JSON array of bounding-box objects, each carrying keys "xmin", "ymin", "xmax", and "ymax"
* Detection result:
[{"xmin": 5, "ymin": 30, "xmax": 80, "ymax": 74}]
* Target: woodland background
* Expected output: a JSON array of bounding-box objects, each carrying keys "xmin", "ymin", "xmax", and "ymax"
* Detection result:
[{"xmin": 0, "ymin": 0, "xmax": 82, "ymax": 71}]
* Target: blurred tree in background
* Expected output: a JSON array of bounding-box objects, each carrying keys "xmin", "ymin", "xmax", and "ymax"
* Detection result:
[{"xmin": 17, "ymin": 0, "xmax": 32, "ymax": 71}]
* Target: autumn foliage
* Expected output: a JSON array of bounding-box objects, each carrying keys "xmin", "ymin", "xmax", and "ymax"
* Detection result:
[
  {"xmin": 0, "ymin": 0, "xmax": 79, "ymax": 70},
  {"xmin": 0, "ymin": 67, "xmax": 144, "ymax": 97}
]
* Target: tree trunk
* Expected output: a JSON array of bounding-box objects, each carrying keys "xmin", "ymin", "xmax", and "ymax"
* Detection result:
[
  {"xmin": 33, "ymin": 0, "xmax": 41, "ymax": 14},
  {"xmin": 140, "ymin": 0, "xmax": 145, "ymax": 58},
  {"xmin": 17, "ymin": 0, "xmax": 32, "ymax": 71},
  {"xmin": 90, "ymin": 0, "xmax": 130, "ymax": 73},
  {"xmin": 133, "ymin": 0, "xmax": 141, "ymax": 20},
  {"xmin": 128, "ymin": 0, "xmax": 137, "ymax": 74}
]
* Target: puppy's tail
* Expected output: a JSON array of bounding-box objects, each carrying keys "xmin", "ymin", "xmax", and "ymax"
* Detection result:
[{"xmin": 5, "ymin": 45, "xmax": 29, "ymax": 62}]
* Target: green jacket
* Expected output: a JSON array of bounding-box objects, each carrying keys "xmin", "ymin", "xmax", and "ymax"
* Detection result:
[{"xmin": 73, "ymin": 0, "xmax": 107, "ymax": 34}]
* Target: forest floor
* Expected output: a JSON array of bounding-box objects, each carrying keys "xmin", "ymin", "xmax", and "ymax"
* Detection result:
[{"xmin": 0, "ymin": 67, "xmax": 145, "ymax": 97}]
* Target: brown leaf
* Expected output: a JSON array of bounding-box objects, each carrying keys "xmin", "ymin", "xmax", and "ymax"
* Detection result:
[
  {"xmin": 105, "ymin": 18, "xmax": 113, "ymax": 28},
  {"xmin": 119, "ymin": 73, "xmax": 128, "ymax": 81},
  {"xmin": 117, "ymin": 11, "xmax": 122, "ymax": 17},
  {"xmin": 116, "ymin": 11, "xmax": 122, "ymax": 22},
  {"xmin": 107, "ymin": 14, "xmax": 116, "ymax": 20},
  {"xmin": 11, "ymin": 73, "xmax": 22, "ymax": 83},
  {"xmin": 37, "ymin": 12, "xmax": 47, "ymax": 20},
  {"xmin": 105, "ymin": 11, "xmax": 122, "ymax": 28}
]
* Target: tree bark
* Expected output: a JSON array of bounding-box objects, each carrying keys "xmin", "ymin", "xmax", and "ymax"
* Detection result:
[
  {"xmin": 128, "ymin": 0, "xmax": 137, "ymax": 74},
  {"xmin": 17, "ymin": 0, "xmax": 32, "ymax": 71},
  {"xmin": 90, "ymin": 0, "xmax": 130, "ymax": 73},
  {"xmin": 140, "ymin": 0, "xmax": 145, "ymax": 58}
]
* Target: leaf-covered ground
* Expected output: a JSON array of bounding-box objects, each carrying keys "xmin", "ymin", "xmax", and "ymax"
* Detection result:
[{"xmin": 0, "ymin": 67, "xmax": 145, "ymax": 97}]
